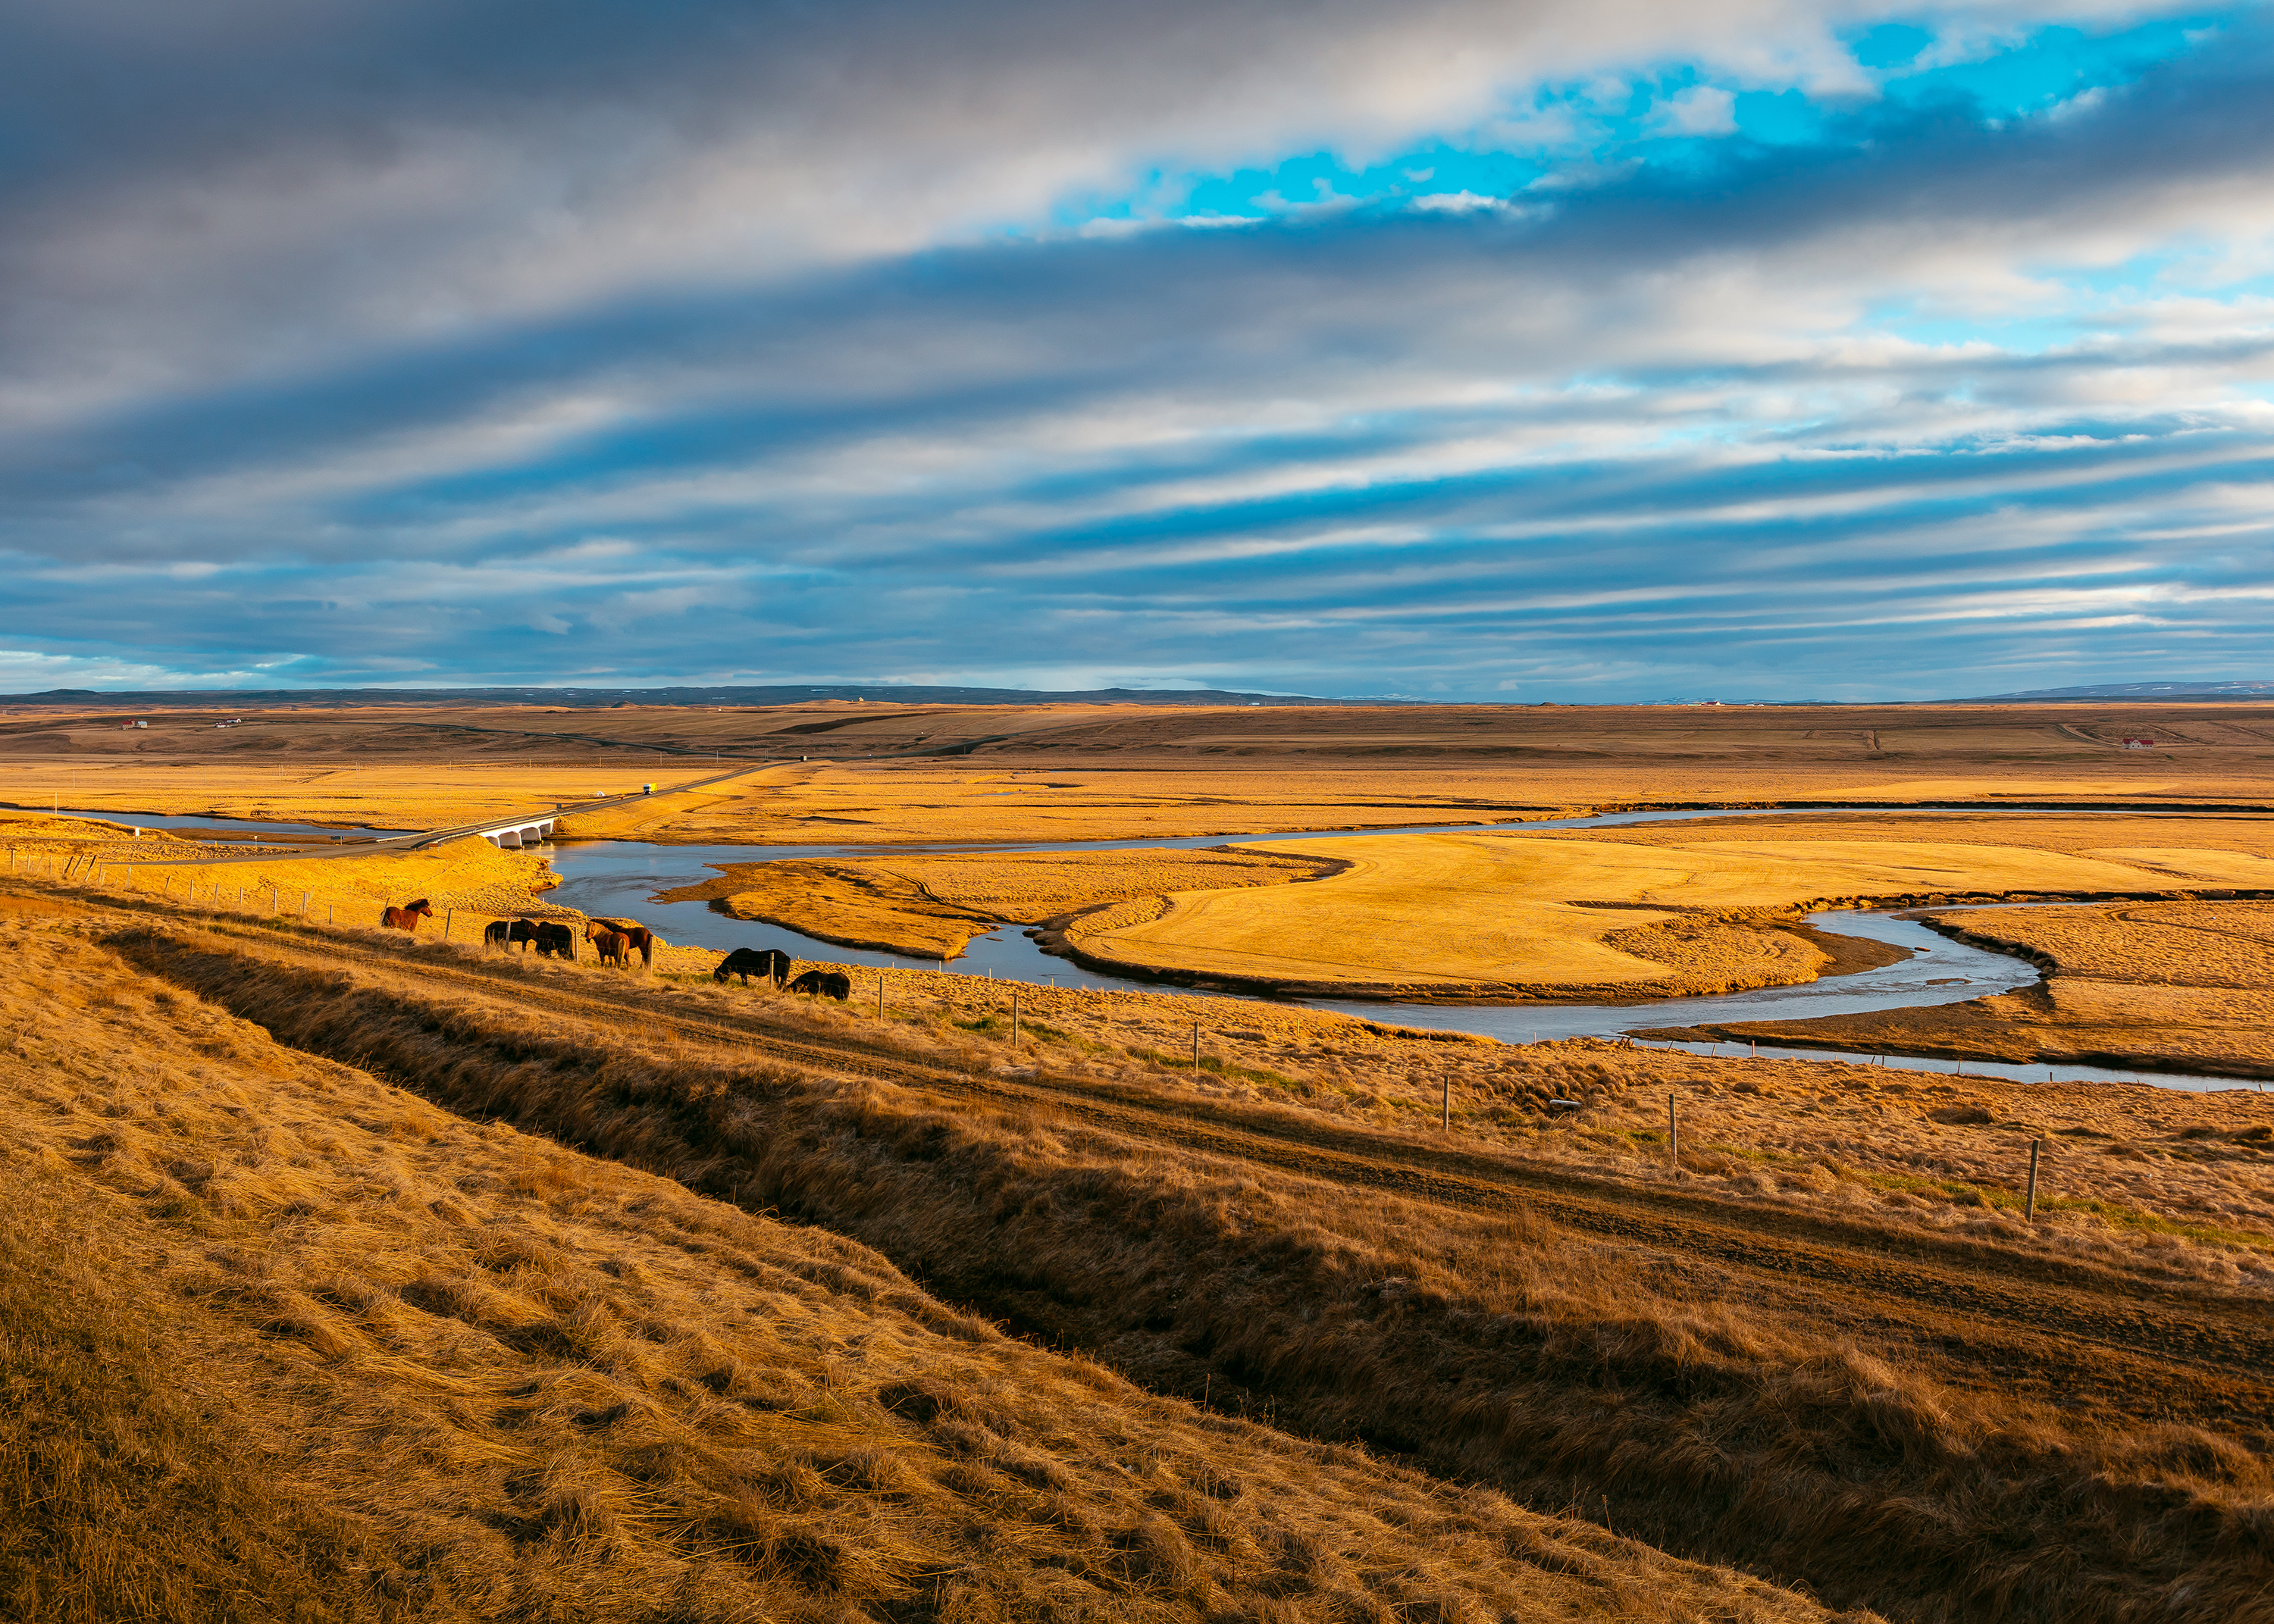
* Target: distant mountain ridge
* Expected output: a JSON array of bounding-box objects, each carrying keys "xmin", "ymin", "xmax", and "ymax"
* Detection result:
[
  {"xmin": 1958, "ymin": 681, "xmax": 2274, "ymax": 702},
  {"xmin": 0, "ymin": 684, "xmax": 1387, "ymax": 709}
]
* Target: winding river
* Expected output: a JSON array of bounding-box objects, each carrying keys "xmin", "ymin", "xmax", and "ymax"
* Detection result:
[{"xmin": 40, "ymin": 803, "xmax": 2262, "ymax": 1094}]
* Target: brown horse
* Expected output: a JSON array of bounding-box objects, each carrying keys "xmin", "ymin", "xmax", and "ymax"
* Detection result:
[
  {"xmin": 594, "ymin": 918, "xmax": 656, "ymax": 968},
  {"xmin": 586, "ymin": 922, "xmax": 630, "ymax": 967},
  {"xmin": 382, "ymin": 898, "xmax": 434, "ymax": 931}
]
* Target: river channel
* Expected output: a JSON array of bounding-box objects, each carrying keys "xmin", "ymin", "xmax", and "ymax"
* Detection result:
[{"xmin": 42, "ymin": 803, "xmax": 2260, "ymax": 1093}]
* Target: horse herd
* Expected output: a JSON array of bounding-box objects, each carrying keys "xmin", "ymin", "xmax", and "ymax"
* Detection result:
[
  {"xmin": 379, "ymin": 900, "xmax": 854, "ymax": 999},
  {"xmin": 714, "ymin": 947, "xmax": 850, "ymax": 999}
]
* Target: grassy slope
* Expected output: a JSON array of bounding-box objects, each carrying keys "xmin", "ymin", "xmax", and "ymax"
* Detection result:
[
  {"xmin": 2, "ymin": 813, "xmax": 567, "ymax": 922},
  {"xmin": 108, "ymin": 908, "xmax": 2274, "ymax": 1624},
  {"xmin": 0, "ymin": 900, "xmax": 1840, "ymax": 1624}
]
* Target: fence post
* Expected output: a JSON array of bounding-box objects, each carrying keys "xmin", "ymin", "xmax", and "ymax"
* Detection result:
[
  {"xmin": 444, "ymin": 909, "xmax": 453, "ymax": 940},
  {"xmin": 1668, "ymin": 1094, "xmax": 1679, "ymax": 1166},
  {"xmin": 878, "ymin": 974, "xmax": 885, "ymax": 1016},
  {"xmin": 300, "ymin": 890, "xmax": 309, "ymax": 917},
  {"xmin": 2025, "ymin": 1138, "xmax": 2042, "ymax": 1221},
  {"xmin": 1441, "ymin": 1075, "xmax": 1450, "ymax": 1130},
  {"xmin": 1011, "ymin": 992, "xmax": 1019, "ymax": 1047},
  {"xmin": 1192, "ymin": 1023, "xmax": 1201, "ymax": 1074}
]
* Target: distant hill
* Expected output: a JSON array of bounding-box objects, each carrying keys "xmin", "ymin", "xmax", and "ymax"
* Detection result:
[
  {"xmin": 1958, "ymin": 681, "xmax": 2274, "ymax": 702},
  {"xmin": 0, "ymin": 684, "xmax": 1395, "ymax": 710}
]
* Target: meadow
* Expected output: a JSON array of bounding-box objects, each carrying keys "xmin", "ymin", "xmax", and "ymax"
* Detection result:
[
  {"xmin": 1067, "ymin": 812, "xmax": 2274, "ymax": 998},
  {"xmin": 1662, "ymin": 898, "xmax": 2274, "ymax": 1081},
  {"xmin": 614, "ymin": 949, "xmax": 2274, "ymax": 1295},
  {"xmin": 11, "ymin": 700, "xmax": 2274, "ymax": 1620},
  {"xmin": 5, "ymin": 893, "xmax": 1843, "ymax": 1623},
  {"xmin": 11, "ymin": 878, "xmax": 2269, "ymax": 1623},
  {"xmin": 18, "ymin": 696, "xmax": 2274, "ymax": 850},
  {"xmin": 0, "ymin": 811, "xmax": 581, "ymax": 937}
]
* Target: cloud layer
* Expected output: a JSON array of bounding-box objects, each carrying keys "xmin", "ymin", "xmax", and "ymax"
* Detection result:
[{"xmin": 5, "ymin": 0, "xmax": 2272, "ymax": 698}]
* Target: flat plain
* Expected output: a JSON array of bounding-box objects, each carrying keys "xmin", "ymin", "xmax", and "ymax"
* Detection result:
[
  {"xmin": 1068, "ymin": 812, "xmax": 2274, "ymax": 998},
  {"xmin": 8, "ymin": 697, "xmax": 2274, "ymax": 1622},
  {"xmin": 16, "ymin": 696, "xmax": 2274, "ymax": 844}
]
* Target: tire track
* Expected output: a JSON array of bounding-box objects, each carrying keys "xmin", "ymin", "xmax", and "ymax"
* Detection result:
[{"xmin": 148, "ymin": 911, "xmax": 2274, "ymax": 1419}]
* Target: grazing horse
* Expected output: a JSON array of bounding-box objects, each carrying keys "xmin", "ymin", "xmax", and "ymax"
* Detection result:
[
  {"xmin": 482, "ymin": 920, "xmax": 511, "ymax": 950},
  {"xmin": 507, "ymin": 918, "xmax": 540, "ymax": 952},
  {"xmin": 593, "ymin": 918, "xmax": 657, "ymax": 968},
  {"xmin": 534, "ymin": 922, "xmax": 576, "ymax": 959},
  {"xmin": 787, "ymin": 968, "xmax": 851, "ymax": 1001},
  {"xmin": 714, "ymin": 947, "xmax": 790, "ymax": 987},
  {"xmin": 590, "ymin": 928, "xmax": 630, "ymax": 968},
  {"xmin": 381, "ymin": 898, "xmax": 434, "ymax": 931}
]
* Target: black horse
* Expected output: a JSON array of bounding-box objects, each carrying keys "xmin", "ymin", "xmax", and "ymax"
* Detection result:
[
  {"xmin": 788, "ymin": 969, "xmax": 851, "ymax": 1001},
  {"xmin": 715, "ymin": 947, "xmax": 791, "ymax": 987},
  {"xmin": 507, "ymin": 918, "xmax": 540, "ymax": 952},
  {"xmin": 534, "ymin": 922, "xmax": 577, "ymax": 960},
  {"xmin": 482, "ymin": 920, "xmax": 511, "ymax": 950}
]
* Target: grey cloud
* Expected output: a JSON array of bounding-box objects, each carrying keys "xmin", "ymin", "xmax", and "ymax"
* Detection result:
[{"xmin": 5, "ymin": 1, "xmax": 2270, "ymax": 698}]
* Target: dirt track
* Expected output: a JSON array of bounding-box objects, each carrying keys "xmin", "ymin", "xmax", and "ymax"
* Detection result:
[{"xmin": 114, "ymin": 901, "xmax": 2274, "ymax": 1445}]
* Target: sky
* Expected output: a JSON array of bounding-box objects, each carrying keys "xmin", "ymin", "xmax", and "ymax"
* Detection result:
[{"xmin": 4, "ymin": 1, "xmax": 2273, "ymax": 702}]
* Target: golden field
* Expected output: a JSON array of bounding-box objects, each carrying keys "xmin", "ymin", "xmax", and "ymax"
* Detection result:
[
  {"xmin": 1067, "ymin": 812, "xmax": 2274, "ymax": 998},
  {"xmin": 2, "ymin": 811, "xmax": 570, "ymax": 931},
  {"xmin": 43, "ymin": 853, "xmax": 2262, "ymax": 1297},
  {"xmin": 2, "ymin": 898, "xmax": 1849, "ymax": 1623},
  {"xmin": 16, "ymin": 881, "xmax": 2271, "ymax": 1622},
  {"xmin": 0, "ymin": 756, "xmax": 727, "ymax": 833},
  {"xmin": 17, "ymin": 696, "xmax": 2274, "ymax": 850},
  {"xmin": 660, "ymin": 850, "xmax": 1342, "ymax": 958},
  {"xmin": 14, "ymin": 702, "xmax": 2274, "ymax": 1619},
  {"xmin": 0, "ymin": 812, "xmax": 743, "ymax": 972},
  {"xmin": 1665, "ymin": 899, "xmax": 2274, "ymax": 1081}
]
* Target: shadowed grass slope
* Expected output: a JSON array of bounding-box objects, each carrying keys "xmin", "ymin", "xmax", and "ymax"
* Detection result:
[
  {"xmin": 1, "ymin": 908, "xmax": 1842, "ymax": 1624},
  {"xmin": 117, "ymin": 920, "xmax": 2274, "ymax": 1624}
]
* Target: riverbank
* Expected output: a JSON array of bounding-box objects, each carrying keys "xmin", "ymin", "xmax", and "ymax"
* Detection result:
[
  {"xmin": 1057, "ymin": 813, "xmax": 2274, "ymax": 1000},
  {"xmin": 1643, "ymin": 900, "xmax": 2274, "ymax": 1084},
  {"xmin": 657, "ymin": 847, "xmax": 1346, "ymax": 959}
]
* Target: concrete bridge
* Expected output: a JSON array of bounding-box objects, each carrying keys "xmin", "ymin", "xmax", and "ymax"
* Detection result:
[{"xmin": 470, "ymin": 815, "xmax": 556, "ymax": 850}]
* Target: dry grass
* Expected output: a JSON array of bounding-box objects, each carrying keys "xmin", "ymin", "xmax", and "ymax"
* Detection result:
[
  {"xmin": 632, "ymin": 954, "xmax": 2274, "ymax": 1297},
  {"xmin": 88, "ymin": 905, "xmax": 2274, "ymax": 1623},
  {"xmin": 0, "ymin": 758, "xmax": 722, "ymax": 831},
  {"xmin": 0, "ymin": 901, "xmax": 1840, "ymax": 1623},
  {"xmin": 659, "ymin": 850, "xmax": 1340, "ymax": 958},
  {"xmin": 5, "ymin": 811, "xmax": 735, "ymax": 972},
  {"xmin": 1066, "ymin": 813, "xmax": 2274, "ymax": 998},
  {"xmin": 13, "ymin": 828, "xmax": 569, "ymax": 932},
  {"xmin": 1678, "ymin": 899, "xmax": 2274, "ymax": 1082},
  {"xmin": 1950, "ymin": 898, "xmax": 2274, "ymax": 987},
  {"xmin": 21, "ymin": 698, "xmax": 2274, "ymax": 853}
]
